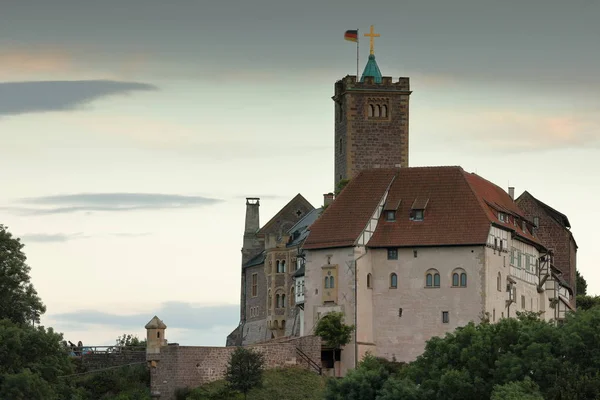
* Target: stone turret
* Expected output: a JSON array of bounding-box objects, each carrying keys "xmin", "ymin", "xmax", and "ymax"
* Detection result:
[{"xmin": 145, "ymin": 315, "xmax": 167, "ymax": 355}]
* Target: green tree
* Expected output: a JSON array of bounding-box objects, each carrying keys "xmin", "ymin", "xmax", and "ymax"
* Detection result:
[
  {"xmin": 314, "ymin": 311, "xmax": 354, "ymax": 377},
  {"xmin": 225, "ymin": 347, "xmax": 265, "ymax": 400},
  {"xmin": 576, "ymin": 295, "xmax": 600, "ymax": 311},
  {"xmin": 116, "ymin": 333, "xmax": 147, "ymax": 348},
  {"xmin": 490, "ymin": 378, "xmax": 544, "ymax": 400},
  {"xmin": 577, "ymin": 270, "xmax": 588, "ymax": 296},
  {"xmin": 0, "ymin": 225, "xmax": 46, "ymax": 325},
  {"xmin": 324, "ymin": 354, "xmax": 390, "ymax": 400},
  {"xmin": 0, "ymin": 319, "xmax": 75, "ymax": 399}
]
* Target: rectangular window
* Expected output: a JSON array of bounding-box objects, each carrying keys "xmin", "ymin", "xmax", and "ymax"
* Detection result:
[
  {"xmin": 251, "ymin": 273, "xmax": 258, "ymax": 297},
  {"xmin": 410, "ymin": 209, "xmax": 424, "ymax": 221},
  {"xmin": 533, "ymin": 216, "xmax": 539, "ymax": 227},
  {"xmin": 499, "ymin": 212, "xmax": 506, "ymax": 222},
  {"xmin": 385, "ymin": 210, "xmax": 396, "ymax": 221},
  {"xmin": 387, "ymin": 248, "xmax": 398, "ymax": 260},
  {"xmin": 442, "ymin": 311, "xmax": 449, "ymax": 324},
  {"xmin": 521, "ymin": 295, "xmax": 525, "ymax": 309}
]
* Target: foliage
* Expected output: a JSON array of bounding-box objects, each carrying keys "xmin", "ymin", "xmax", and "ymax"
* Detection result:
[
  {"xmin": 334, "ymin": 179, "xmax": 350, "ymax": 196},
  {"xmin": 0, "ymin": 319, "xmax": 75, "ymax": 399},
  {"xmin": 0, "ymin": 225, "xmax": 46, "ymax": 325},
  {"xmin": 576, "ymin": 295, "xmax": 600, "ymax": 311},
  {"xmin": 327, "ymin": 308, "xmax": 600, "ymax": 400},
  {"xmin": 71, "ymin": 363, "xmax": 150, "ymax": 399},
  {"xmin": 577, "ymin": 270, "xmax": 588, "ymax": 295},
  {"xmin": 314, "ymin": 312, "xmax": 354, "ymax": 350},
  {"xmin": 225, "ymin": 347, "xmax": 265, "ymax": 399},
  {"xmin": 116, "ymin": 333, "xmax": 147, "ymax": 348},
  {"xmin": 490, "ymin": 378, "xmax": 544, "ymax": 400},
  {"xmin": 187, "ymin": 367, "xmax": 326, "ymax": 400}
]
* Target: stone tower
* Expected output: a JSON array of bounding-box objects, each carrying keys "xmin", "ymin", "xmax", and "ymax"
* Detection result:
[{"xmin": 332, "ymin": 53, "xmax": 412, "ymax": 189}]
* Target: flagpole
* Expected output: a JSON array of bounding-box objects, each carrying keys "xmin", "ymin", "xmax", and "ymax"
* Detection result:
[{"xmin": 356, "ymin": 28, "xmax": 359, "ymax": 79}]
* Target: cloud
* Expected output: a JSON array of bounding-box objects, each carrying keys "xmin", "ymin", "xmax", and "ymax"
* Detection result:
[
  {"xmin": 432, "ymin": 109, "xmax": 600, "ymax": 152},
  {"xmin": 18, "ymin": 232, "xmax": 152, "ymax": 243},
  {"xmin": 0, "ymin": 49, "xmax": 73, "ymax": 79},
  {"xmin": 48, "ymin": 302, "xmax": 239, "ymax": 332},
  {"xmin": 19, "ymin": 233, "xmax": 90, "ymax": 243},
  {"xmin": 6, "ymin": 192, "xmax": 222, "ymax": 215},
  {"xmin": 0, "ymin": 80, "xmax": 157, "ymax": 117}
]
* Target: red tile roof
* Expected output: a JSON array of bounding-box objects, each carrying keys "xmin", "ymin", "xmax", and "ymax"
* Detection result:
[
  {"xmin": 303, "ymin": 169, "xmax": 397, "ymax": 250},
  {"xmin": 304, "ymin": 166, "xmax": 544, "ymax": 250}
]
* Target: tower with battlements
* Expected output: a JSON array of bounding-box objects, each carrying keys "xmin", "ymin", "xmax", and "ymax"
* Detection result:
[{"xmin": 333, "ymin": 26, "xmax": 412, "ymax": 189}]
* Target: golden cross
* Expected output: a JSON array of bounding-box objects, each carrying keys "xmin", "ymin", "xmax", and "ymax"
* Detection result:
[{"xmin": 364, "ymin": 25, "xmax": 380, "ymax": 55}]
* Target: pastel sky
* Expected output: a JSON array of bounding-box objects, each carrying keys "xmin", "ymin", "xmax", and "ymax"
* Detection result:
[{"xmin": 1, "ymin": 0, "xmax": 598, "ymax": 346}]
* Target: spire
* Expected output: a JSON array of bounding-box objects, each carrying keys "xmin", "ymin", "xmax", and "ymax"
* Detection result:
[
  {"xmin": 360, "ymin": 25, "xmax": 383, "ymax": 83},
  {"xmin": 360, "ymin": 54, "xmax": 383, "ymax": 83}
]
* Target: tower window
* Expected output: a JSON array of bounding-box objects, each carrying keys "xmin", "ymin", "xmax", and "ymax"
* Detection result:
[
  {"xmin": 368, "ymin": 104, "xmax": 374, "ymax": 117},
  {"xmin": 381, "ymin": 104, "xmax": 388, "ymax": 118}
]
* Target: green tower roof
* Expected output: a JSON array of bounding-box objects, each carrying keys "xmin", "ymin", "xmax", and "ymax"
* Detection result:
[{"xmin": 360, "ymin": 54, "xmax": 382, "ymax": 83}]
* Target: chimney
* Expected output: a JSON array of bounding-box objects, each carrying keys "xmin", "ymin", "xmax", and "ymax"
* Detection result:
[
  {"xmin": 323, "ymin": 193, "xmax": 334, "ymax": 207},
  {"xmin": 244, "ymin": 198, "xmax": 260, "ymax": 234},
  {"xmin": 508, "ymin": 187, "xmax": 515, "ymax": 200}
]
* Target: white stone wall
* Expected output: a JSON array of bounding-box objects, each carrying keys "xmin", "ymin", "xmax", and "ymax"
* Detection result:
[{"xmin": 369, "ymin": 246, "xmax": 485, "ymax": 363}]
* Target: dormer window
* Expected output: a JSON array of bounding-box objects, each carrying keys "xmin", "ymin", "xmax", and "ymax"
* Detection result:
[
  {"xmin": 498, "ymin": 212, "xmax": 506, "ymax": 222},
  {"xmin": 410, "ymin": 197, "xmax": 428, "ymax": 221},
  {"xmin": 410, "ymin": 209, "xmax": 424, "ymax": 221},
  {"xmin": 522, "ymin": 221, "xmax": 527, "ymax": 233},
  {"xmin": 385, "ymin": 210, "xmax": 396, "ymax": 221}
]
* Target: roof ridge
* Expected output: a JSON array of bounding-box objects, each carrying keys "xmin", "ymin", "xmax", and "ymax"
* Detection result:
[{"xmin": 461, "ymin": 169, "xmax": 497, "ymax": 226}]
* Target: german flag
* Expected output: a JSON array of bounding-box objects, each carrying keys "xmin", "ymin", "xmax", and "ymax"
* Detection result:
[{"xmin": 344, "ymin": 30, "xmax": 358, "ymax": 42}]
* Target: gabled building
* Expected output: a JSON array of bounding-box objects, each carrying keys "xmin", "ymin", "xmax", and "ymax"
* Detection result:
[
  {"xmin": 516, "ymin": 191, "xmax": 578, "ymax": 305},
  {"xmin": 226, "ymin": 194, "xmax": 319, "ymax": 346},
  {"xmin": 302, "ymin": 166, "xmax": 573, "ymax": 374}
]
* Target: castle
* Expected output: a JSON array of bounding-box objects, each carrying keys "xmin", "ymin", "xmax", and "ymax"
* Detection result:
[{"xmin": 226, "ymin": 28, "xmax": 578, "ymax": 375}]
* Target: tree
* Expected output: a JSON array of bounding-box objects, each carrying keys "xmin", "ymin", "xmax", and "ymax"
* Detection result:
[
  {"xmin": 576, "ymin": 295, "xmax": 600, "ymax": 311},
  {"xmin": 577, "ymin": 270, "xmax": 588, "ymax": 296},
  {"xmin": 225, "ymin": 347, "xmax": 265, "ymax": 400},
  {"xmin": 116, "ymin": 333, "xmax": 147, "ymax": 348},
  {"xmin": 490, "ymin": 378, "xmax": 544, "ymax": 400},
  {"xmin": 0, "ymin": 319, "xmax": 75, "ymax": 399},
  {"xmin": 335, "ymin": 179, "xmax": 350, "ymax": 196},
  {"xmin": 314, "ymin": 311, "xmax": 354, "ymax": 377},
  {"xmin": 0, "ymin": 225, "xmax": 45, "ymax": 325}
]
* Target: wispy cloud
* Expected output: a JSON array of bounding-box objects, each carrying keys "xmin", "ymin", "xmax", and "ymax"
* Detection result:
[
  {"xmin": 49, "ymin": 302, "xmax": 239, "ymax": 332},
  {"xmin": 19, "ymin": 233, "xmax": 90, "ymax": 243},
  {"xmin": 5, "ymin": 192, "xmax": 222, "ymax": 215},
  {"xmin": 0, "ymin": 80, "xmax": 157, "ymax": 117}
]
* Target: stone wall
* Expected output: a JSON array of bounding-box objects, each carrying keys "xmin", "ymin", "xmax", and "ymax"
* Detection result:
[
  {"xmin": 516, "ymin": 193, "xmax": 577, "ymax": 304},
  {"xmin": 333, "ymin": 75, "xmax": 411, "ymax": 188},
  {"xmin": 81, "ymin": 351, "xmax": 146, "ymax": 371},
  {"xmin": 148, "ymin": 335, "xmax": 321, "ymax": 400}
]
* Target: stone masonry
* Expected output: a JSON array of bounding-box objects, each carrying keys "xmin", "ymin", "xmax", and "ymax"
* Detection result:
[
  {"xmin": 333, "ymin": 75, "xmax": 411, "ymax": 188},
  {"xmin": 147, "ymin": 335, "xmax": 321, "ymax": 400}
]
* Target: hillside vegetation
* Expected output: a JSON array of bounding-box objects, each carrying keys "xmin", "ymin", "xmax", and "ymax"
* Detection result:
[{"xmin": 181, "ymin": 367, "xmax": 327, "ymax": 400}]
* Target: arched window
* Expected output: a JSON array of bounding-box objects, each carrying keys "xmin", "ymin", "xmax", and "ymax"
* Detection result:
[
  {"xmin": 374, "ymin": 105, "xmax": 381, "ymax": 117},
  {"xmin": 276, "ymin": 260, "xmax": 281, "ymax": 273},
  {"xmin": 452, "ymin": 269, "xmax": 467, "ymax": 287},
  {"xmin": 426, "ymin": 269, "xmax": 440, "ymax": 288},
  {"xmin": 452, "ymin": 273, "xmax": 459, "ymax": 287},
  {"xmin": 276, "ymin": 294, "xmax": 280, "ymax": 308},
  {"xmin": 381, "ymin": 104, "xmax": 388, "ymax": 118},
  {"xmin": 497, "ymin": 272, "xmax": 502, "ymax": 291},
  {"xmin": 390, "ymin": 273, "xmax": 398, "ymax": 288},
  {"xmin": 281, "ymin": 260, "xmax": 286, "ymax": 273},
  {"xmin": 157, "ymin": 331, "xmax": 160, "ymax": 339},
  {"xmin": 368, "ymin": 104, "xmax": 374, "ymax": 117},
  {"xmin": 281, "ymin": 294, "xmax": 286, "ymax": 308},
  {"xmin": 324, "ymin": 276, "xmax": 330, "ymax": 289},
  {"xmin": 367, "ymin": 273, "xmax": 372, "ymax": 289}
]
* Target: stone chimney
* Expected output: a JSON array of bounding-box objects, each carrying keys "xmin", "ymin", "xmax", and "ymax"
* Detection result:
[
  {"xmin": 323, "ymin": 193, "xmax": 334, "ymax": 207},
  {"xmin": 244, "ymin": 198, "xmax": 260, "ymax": 234},
  {"xmin": 508, "ymin": 187, "xmax": 515, "ymax": 200}
]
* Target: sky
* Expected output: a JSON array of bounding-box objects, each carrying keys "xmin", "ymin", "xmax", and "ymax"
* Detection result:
[{"xmin": 1, "ymin": 0, "xmax": 598, "ymax": 346}]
